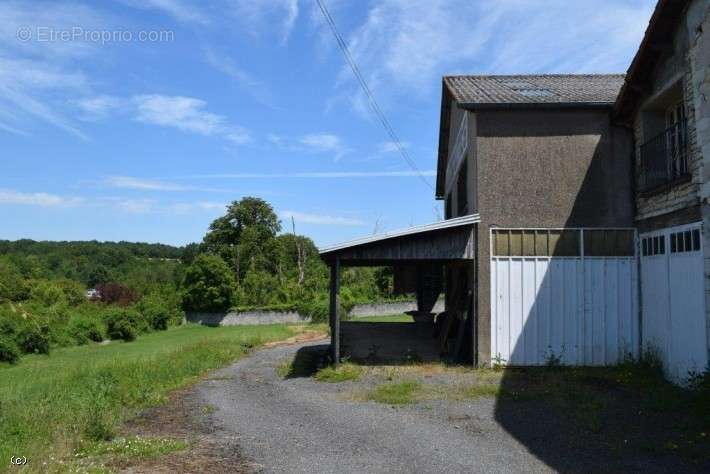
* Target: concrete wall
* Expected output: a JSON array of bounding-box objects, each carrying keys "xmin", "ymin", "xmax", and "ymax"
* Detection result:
[
  {"xmin": 187, "ymin": 300, "xmax": 446, "ymax": 326},
  {"xmin": 470, "ymin": 109, "xmax": 635, "ymax": 365},
  {"xmin": 187, "ymin": 311, "xmax": 307, "ymax": 326},
  {"xmin": 348, "ymin": 299, "xmax": 445, "ymax": 318}
]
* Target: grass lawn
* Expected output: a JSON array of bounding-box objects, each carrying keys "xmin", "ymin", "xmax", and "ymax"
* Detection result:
[
  {"xmin": 350, "ymin": 314, "xmax": 413, "ymax": 323},
  {"xmin": 0, "ymin": 323, "xmax": 319, "ymax": 473}
]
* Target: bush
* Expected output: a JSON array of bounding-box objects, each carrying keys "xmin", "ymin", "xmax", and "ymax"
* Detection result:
[
  {"xmin": 137, "ymin": 294, "xmax": 184, "ymax": 331},
  {"xmin": 15, "ymin": 323, "xmax": 51, "ymax": 354},
  {"xmin": 29, "ymin": 280, "xmax": 66, "ymax": 306},
  {"xmin": 296, "ymin": 297, "xmax": 350, "ymax": 323},
  {"xmin": 68, "ymin": 317, "xmax": 104, "ymax": 345},
  {"xmin": 181, "ymin": 254, "xmax": 235, "ymax": 313},
  {"xmin": 104, "ymin": 308, "xmax": 144, "ymax": 342},
  {"xmin": 0, "ymin": 336, "xmax": 20, "ymax": 363}
]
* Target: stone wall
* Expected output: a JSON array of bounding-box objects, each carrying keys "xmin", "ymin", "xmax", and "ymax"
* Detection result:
[
  {"xmin": 634, "ymin": 12, "xmax": 703, "ymax": 223},
  {"xmin": 688, "ymin": 0, "xmax": 710, "ymax": 359}
]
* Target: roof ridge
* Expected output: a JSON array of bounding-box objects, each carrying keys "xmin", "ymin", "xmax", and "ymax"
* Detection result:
[{"xmin": 444, "ymin": 73, "xmax": 625, "ymax": 79}]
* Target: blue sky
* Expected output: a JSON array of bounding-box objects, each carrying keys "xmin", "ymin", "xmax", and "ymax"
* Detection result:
[{"xmin": 0, "ymin": 0, "xmax": 655, "ymax": 247}]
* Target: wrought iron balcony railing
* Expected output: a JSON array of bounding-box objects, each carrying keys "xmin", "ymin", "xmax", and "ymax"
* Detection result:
[{"xmin": 639, "ymin": 119, "xmax": 689, "ymax": 192}]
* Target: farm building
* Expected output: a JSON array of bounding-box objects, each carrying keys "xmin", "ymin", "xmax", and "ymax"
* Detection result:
[{"xmin": 320, "ymin": 0, "xmax": 710, "ymax": 382}]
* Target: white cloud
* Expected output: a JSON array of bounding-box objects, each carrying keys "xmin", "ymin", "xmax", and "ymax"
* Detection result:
[
  {"xmin": 0, "ymin": 189, "xmax": 82, "ymax": 207},
  {"xmin": 103, "ymin": 176, "xmax": 193, "ymax": 192},
  {"xmin": 132, "ymin": 94, "xmax": 251, "ymax": 143},
  {"xmin": 0, "ymin": 2, "xmax": 109, "ymax": 138},
  {"xmin": 133, "ymin": 95, "xmax": 224, "ymax": 135},
  {"xmin": 172, "ymin": 170, "xmax": 436, "ymax": 179},
  {"xmin": 76, "ymin": 95, "xmax": 124, "ymax": 120},
  {"xmin": 75, "ymin": 94, "xmax": 251, "ymax": 144},
  {"xmin": 279, "ymin": 210, "xmax": 365, "ymax": 226},
  {"xmin": 330, "ymin": 0, "xmax": 654, "ymax": 109},
  {"xmin": 119, "ymin": 0, "xmax": 209, "ymax": 24},
  {"xmin": 378, "ymin": 141, "xmax": 410, "ymax": 154},
  {"xmin": 230, "ymin": 0, "xmax": 300, "ymax": 42},
  {"xmin": 109, "ymin": 198, "xmax": 157, "ymax": 214},
  {"xmin": 299, "ymin": 133, "xmax": 343, "ymax": 152},
  {"xmin": 101, "ymin": 175, "xmax": 231, "ymax": 193}
]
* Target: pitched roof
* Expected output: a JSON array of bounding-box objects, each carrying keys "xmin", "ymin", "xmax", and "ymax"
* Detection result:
[{"xmin": 444, "ymin": 74, "xmax": 625, "ymax": 108}]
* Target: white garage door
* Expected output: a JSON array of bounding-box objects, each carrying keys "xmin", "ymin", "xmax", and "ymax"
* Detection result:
[
  {"xmin": 491, "ymin": 229, "xmax": 638, "ymax": 366},
  {"xmin": 640, "ymin": 223, "xmax": 708, "ymax": 382}
]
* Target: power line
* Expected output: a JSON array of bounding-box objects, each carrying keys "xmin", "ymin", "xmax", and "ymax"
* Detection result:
[{"xmin": 315, "ymin": 0, "xmax": 434, "ymax": 191}]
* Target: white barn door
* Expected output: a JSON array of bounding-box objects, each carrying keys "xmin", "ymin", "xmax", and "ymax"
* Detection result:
[
  {"xmin": 491, "ymin": 229, "xmax": 638, "ymax": 366},
  {"xmin": 640, "ymin": 223, "xmax": 708, "ymax": 382}
]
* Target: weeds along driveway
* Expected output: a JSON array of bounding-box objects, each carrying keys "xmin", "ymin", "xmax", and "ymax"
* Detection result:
[{"xmin": 195, "ymin": 340, "xmax": 550, "ymax": 474}]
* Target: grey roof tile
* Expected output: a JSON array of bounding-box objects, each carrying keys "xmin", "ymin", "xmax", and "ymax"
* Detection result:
[{"xmin": 444, "ymin": 74, "xmax": 625, "ymax": 106}]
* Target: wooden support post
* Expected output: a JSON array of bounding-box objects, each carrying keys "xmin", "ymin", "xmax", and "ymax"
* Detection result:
[{"xmin": 329, "ymin": 257, "xmax": 341, "ymax": 366}]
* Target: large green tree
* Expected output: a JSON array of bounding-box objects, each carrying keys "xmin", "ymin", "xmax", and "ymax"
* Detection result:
[
  {"xmin": 181, "ymin": 254, "xmax": 236, "ymax": 312},
  {"xmin": 202, "ymin": 197, "xmax": 282, "ymax": 282}
]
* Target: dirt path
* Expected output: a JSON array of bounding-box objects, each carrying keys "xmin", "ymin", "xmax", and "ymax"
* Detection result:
[{"xmin": 186, "ymin": 340, "xmax": 550, "ymax": 474}]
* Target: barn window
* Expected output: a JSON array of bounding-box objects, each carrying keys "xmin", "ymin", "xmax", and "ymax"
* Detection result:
[
  {"xmin": 493, "ymin": 229, "xmax": 635, "ymax": 257},
  {"xmin": 670, "ymin": 229, "xmax": 701, "ymax": 253},
  {"xmin": 642, "ymin": 235, "xmax": 665, "ymax": 256}
]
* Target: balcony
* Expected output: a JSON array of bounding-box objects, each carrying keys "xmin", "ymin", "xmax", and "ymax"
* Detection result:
[{"xmin": 639, "ymin": 119, "xmax": 689, "ymax": 193}]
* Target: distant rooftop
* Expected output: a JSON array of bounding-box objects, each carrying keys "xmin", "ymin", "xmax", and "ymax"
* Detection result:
[{"xmin": 444, "ymin": 74, "xmax": 625, "ymax": 108}]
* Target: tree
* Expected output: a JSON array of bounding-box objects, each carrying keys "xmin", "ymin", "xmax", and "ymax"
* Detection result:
[
  {"xmin": 203, "ymin": 197, "xmax": 281, "ymax": 254},
  {"xmin": 181, "ymin": 254, "xmax": 236, "ymax": 312}
]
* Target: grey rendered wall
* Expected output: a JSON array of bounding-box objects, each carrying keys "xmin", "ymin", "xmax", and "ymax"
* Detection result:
[{"xmin": 472, "ymin": 109, "xmax": 635, "ymax": 365}]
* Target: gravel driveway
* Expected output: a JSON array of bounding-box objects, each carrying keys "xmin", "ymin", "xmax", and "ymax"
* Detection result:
[{"xmin": 194, "ymin": 340, "xmax": 552, "ymax": 474}]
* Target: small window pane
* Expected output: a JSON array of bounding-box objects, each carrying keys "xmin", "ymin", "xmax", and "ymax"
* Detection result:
[
  {"xmin": 693, "ymin": 229, "xmax": 700, "ymax": 251},
  {"xmin": 534, "ymin": 231, "xmax": 548, "ymax": 256},
  {"xmin": 659, "ymin": 235, "xmax": 665, "ymax": 254},
  {"xmin": 642, "ymin": 238, "xmax": 648, "ymax": 256},
  {"xmin": 671, "ymin": 234, "xmax": 677, "ymax": 253},
  {"xmin": 685, "ymin": 231, "xmax": 692, "ymax": 252},
  {"xmin": 510, "ymin": 231, "xmax": 523, "ymax": 256},
  {"xmin": 522, "ymin": 231, "xmax": 535, "ymax": 256},
  {"xmin": 551, "ymin": 230, "xmax": 580, "ymax": 256},
  {"xmin": 494, "ymin": 231, "xmax": 510, "ymax": 256}
]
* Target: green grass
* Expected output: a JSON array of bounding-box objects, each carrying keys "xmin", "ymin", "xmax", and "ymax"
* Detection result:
[
  {"xmin": 315, "ymin": 363, "xmax": 363, "ymax": 383},
  {"xmin": 0, "ymin": 323, "xmax": 306, "ymax": 473},
  {"xmin": 367, "ymin": 380, "xmax": 421, "ymax": 405},
  {"xmin": 351, "ymin": 314, "xmax": 413, "ymax": 323},
  {"xmin": 75, "ymin": 436, "xmax": 188, "ymax": 460}
]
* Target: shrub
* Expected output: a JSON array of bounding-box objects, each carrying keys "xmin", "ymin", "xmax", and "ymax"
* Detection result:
[
  {"xmin": 29, "ymin": 280, "xmax": 66, "ymax": 306},
  {"xmin": 0, "ymin": 336, "xmax": 20, "ymax": 363},
  {"xmin": 15, "ymin": 323, "xmax": 51, "ymax": 354},
  {"xmin": 56, "ymin": 279, "xmax": 87, "ymax": 306},
  {"xmin": 68, "ymin": 317, "xmax": 104, "ymax": 345},
  {"xmin": 181, "ymin": 254, "xmax": 235, "ymax": 313},
  {"xmin": 137, "ymin": 294, "xmax": 184, "ymax": 330},
  {"xmin": 296, "ymin": 297, "xmax": 350, "ymax": 323},
  {"xmin": 104, "ymin": 308, "xmax": 144, "ymax": 342}
]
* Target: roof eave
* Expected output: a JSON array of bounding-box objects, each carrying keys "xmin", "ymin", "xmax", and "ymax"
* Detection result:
[
  {"xmin": 319, "ymin": 213, "xmax": 480, "ymax": 256},
  {"xmin": 459, "ymin": 101, "xmax": 615, "ymax": 111}
]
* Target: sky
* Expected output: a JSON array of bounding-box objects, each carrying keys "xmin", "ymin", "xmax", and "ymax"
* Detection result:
[{"xmin": 0, "ymin": 0, "xmax": 656, "ymax": 247}]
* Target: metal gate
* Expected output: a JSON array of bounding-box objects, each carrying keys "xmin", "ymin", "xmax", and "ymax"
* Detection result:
[
  {"xmin": 640, "ymin": 222, "xmax": 708, "ymax": 382},
  {"xmin": 491, "ymin": 228, "xmax": 638, "ymax": 366}
]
